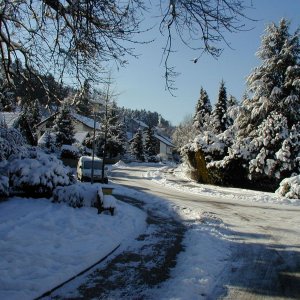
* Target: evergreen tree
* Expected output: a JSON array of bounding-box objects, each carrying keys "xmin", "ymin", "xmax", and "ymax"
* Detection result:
[
  {"xmin": 228, "ymin": 95, "xmax": 238, "ymax": 107},
  {"xmin": 98, "ymin": 101, "xmax": 127, "ymax": 158},
  {"xmin": 130, "ymin": 128, "xmax": 144, "ymax": 161},
  {"xmin": 44, "ymin": 130, "xmax": 56, "ymax": 152},
  {"xmin": 193, "ymin": 87, "xmax": 212, "ymax": 132},
  {"xmin": 75, "ymin": 79, "xmax": 93, "ymax": 117},
  {"xmin": 211, "ymin": 80, "xmax": 228, "ymax": 134},
  {"xmin": 244, "ymin": 18, "xmax": 300, "ymax": 131},
  {"xmin": 15, "ymin": 112, "xmax": 37, "ymax": 145},
  {"xmin": 53, "ymin": 105, "xmax": 75, "ymax": 146},
  {"xmin": 144, "ymin": 126, "xmax": 158, "ymax": 161}
]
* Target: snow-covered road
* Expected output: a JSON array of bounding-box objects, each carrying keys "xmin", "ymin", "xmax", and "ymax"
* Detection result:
[{"xmin": 110, "ymin": 164, "xmax": 300, "ymax": 299}]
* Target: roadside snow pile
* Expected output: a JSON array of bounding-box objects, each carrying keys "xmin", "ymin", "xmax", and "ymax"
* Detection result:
[
  {"xmin": 53, "ymin": 183, "xmax": 103, "ymax": 208},
  {"xmin": 147, "ymin": 165, "xmax": 300, "ymax": 206},
  {"xmin": 112, "ymin": 160, "xmax": 128, "ymax": 169},
  {"xmin": 276, "ymin": 175, "xmax": 300, "ymax": 199},
  {"xmin": 0, "ymin": 197, "xmax": 147, "ymax": 300}
]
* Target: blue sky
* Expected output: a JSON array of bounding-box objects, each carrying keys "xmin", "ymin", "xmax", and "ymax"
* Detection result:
[{"xmin": 112, "ymin": 0, "xmax": 300, "ymax": 125}]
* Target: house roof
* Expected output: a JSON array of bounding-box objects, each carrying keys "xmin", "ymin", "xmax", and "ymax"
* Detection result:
[
  {"xmin": 153, "ymin": 133, "xmax": 175, "ymax": 148},
  {"xmin": 71, "ymin": 112, "xmax": 100, "ymax": 130},
  {"xmin": 132, "ymin": 118, "xmax": 148, "ymax": 128},
  {"xmin": 38, "ymin": 131, "xmax": 89, "ymax": 145},
  {"xmin": 36, "ymin": 111, "xmax": 100, "ymax": 130}
]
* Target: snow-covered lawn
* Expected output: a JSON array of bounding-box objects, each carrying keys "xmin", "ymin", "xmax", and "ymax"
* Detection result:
[{"xmin": 0, "ymin": 196, "xmax": 146, "ymax": 300}]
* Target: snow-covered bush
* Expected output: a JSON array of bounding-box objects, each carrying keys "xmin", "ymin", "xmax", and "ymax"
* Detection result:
[
  {"xmin": 0, "ymin": 126, "xmax": 26, "ymax": 161},
  {"xmin": 60, "ymin": 144, "xmax": 80, "ymax": 159},
  {"xmin": 8, "ymin": 150, "xmax": 74, "ymax": 196},
  {"xmin": 52, "ymin": 183, "xmax": 103, "ymax": 208},
  {"xmin": 276, "ymin": 175, "xmax": 300, "ymax": 199}
]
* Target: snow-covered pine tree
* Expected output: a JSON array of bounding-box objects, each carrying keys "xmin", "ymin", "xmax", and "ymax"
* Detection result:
[
  {"xmin": 53, "ymin": 105, "xmax": 75, "ymax": 146},
  {"xmin": 248, "ymin": 112, "xmax": 289, "ymax": 184},
  {"xmin": 44, "ymin": 130, "xmax": 56, "ymax": 152},
  {"xmin": 244, "ymin": 18, "xmax": 300, "ymax": 132},
  {"xmin": 130, "ymin": 128, "xmax": 144, "ymax": 161},
  {"xmin": 193, "ymin": 87, "xmax": 212, "ymax": 132},
  {"xmin": 144, "ymin": 126, "xmax": 158, "ymax": 161},
  {"xmin": 103, "ymin": 101, "xmax": 127, "ymax": 158},
  {"xmin": 211, "ymin": 80, "xmax": 229, "ymax": 134}
]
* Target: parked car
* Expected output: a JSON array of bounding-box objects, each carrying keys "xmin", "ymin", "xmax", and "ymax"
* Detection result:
[{"xmin": 77, "ymin": 156, "xmax": 108, "ymax": 183}]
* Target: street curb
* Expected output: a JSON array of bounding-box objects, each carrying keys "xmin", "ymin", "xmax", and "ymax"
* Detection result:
[{"xmin": 34, "ymin": 244, "xmax": 121, "ymax": 300}]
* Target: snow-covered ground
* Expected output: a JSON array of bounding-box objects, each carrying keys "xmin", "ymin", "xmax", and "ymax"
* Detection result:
[
  {"xmin": 1, "ymin": 161, "xmax": 299, "ymax": 300},
  {"xmin": 0, "ymin": 196, "xmax": 146, "ymax": 300}
]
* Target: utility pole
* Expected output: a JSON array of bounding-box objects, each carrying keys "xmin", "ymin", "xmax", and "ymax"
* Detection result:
[
  {"xmin": 91, "ymin": 109, "xmax": 96, "ymax": 184},
  {"xmin": 101, "ymin": 78, "xmax": 110, "ymax": 183}
]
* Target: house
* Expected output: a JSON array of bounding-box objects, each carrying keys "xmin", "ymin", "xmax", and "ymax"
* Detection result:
[
  {"xmin": 128, "ymin": 118, "xmax": 175, "ymax": 161},
  {"xmin": 153, "ymin": 132, "xmax": 175, "ymax": 161},
  {"xmin": 36, "ymin": 112, "xmax": 101, "ymax": 145}
]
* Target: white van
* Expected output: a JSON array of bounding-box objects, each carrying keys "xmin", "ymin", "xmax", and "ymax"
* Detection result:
[{"xmin": 77, "ymin": 156, "xmax": 108, "ymax": 183}]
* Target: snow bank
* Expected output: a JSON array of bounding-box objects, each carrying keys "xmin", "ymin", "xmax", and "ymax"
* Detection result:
[
  {"xmin": 0, "ymin": 197, "xmax": 147, "ymax": 300},
  {"xmin": 146, "ymin": 165, "xmax": 300, "ymax": 206},
  {"xmin": 112, "ymin": 160, "xmax": 128, "ymax": 169}
]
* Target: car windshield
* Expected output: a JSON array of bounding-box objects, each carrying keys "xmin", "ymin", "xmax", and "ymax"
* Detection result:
[{"xmin": 83, "ymin": 161, "xmax": 102, "ymax": 169}]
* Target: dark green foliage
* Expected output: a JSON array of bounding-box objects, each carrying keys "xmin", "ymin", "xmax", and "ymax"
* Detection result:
[
  {"xmin": 193, "ymin": 87, "xmax": 212, "ymax": 132},
  {"xmin": 53, "ymin": 105, "xmax": 76, "ymax": 146},
  {"xmin": 144, "ymin": 126, "xmax": 158, "ymax": 161},
  {"xmin": 211, "ymin": 80, "xmax": 228, "ymax": 134},
  {"xmin": 15, "ymin": 113, "xmax": 37, "ymax": 146},
  {"xmin": 130, "ymin": 129, "xmax": 144, "ymax": 161}
]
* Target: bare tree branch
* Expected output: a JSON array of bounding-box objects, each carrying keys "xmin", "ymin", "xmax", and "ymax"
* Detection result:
[{"xmin": 0, "ymin": 0, "xmax": 253, "ymax": 99}]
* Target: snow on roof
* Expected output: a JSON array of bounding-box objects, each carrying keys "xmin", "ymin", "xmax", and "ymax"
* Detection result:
[
  {"xmin": 0, "ymin": 112, "xmax": 20, "ymax": 128},
  {"xmin": 154, "ymin": 133, "xmax": 175, "ymax": 148},
  {"xmin": 36, "ymin": 112, "xmax": 100, "ymax": 130},
  {"xmin": 72, "ymin": 112, "xmax": 100, "ymax": 130},
  {"xmin": 38, "ymin": 131, "xmax": 89, "ymax": 145},
  {"xmin": 132, "ymin": 118, "xmax": 148, "ymax": 128}
]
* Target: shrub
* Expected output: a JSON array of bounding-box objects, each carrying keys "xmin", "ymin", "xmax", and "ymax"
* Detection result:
[
  {"xmin": 52, "ymin": 183, "xmax": 103, "ymax": 208},
  {"xmin": 60, "ymin": 145, "xmax": 80, "ymax": 159},
  {"xmin": 8, "ymin": 150, "xmax": 74, "ymax": 197},
  {"xmin": 276, "ymin": 175, "xmax": 300, "ymax": 199},
  {"xmin": 0, "ymin": 127, "xmax": 26, "ymax": 161}
]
